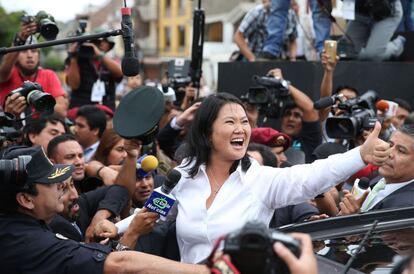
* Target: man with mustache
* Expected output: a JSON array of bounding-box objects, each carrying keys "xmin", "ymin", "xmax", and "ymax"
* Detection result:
[
  {"xmin": 47, "ymin": 134, "xmax": 138, "ymax": 242},
  {"xmin": 0, "ymin": 21, "xmax": 67, "ymax": 117},
  {"xmin": 339, "ymin": 123, "xmax": 414, "ymax": 215}
]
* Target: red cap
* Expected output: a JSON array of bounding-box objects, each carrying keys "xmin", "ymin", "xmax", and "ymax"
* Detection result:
[
  {"xmin": 250, "ymin": 127, "xmax": 291, "ymax": 151},
  {"xmin": 67, "ymin": 104, "xmax": 114, "ymax": 121}
]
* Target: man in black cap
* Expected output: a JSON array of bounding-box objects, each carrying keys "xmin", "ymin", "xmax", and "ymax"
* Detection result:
[{"xmin": 0, "ymin": 146, "xmax": 210, "ymax": 274}]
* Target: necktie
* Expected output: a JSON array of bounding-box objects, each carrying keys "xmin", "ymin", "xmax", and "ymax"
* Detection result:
[
  {"xmin": 360, "ymin": 178, "xmax": 386, "ymax": 212},
  {"xmin": 72, "ymin": 222, "xmax": 83, "ymax": 237}
]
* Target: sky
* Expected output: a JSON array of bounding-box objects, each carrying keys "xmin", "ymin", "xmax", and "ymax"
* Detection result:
[{"xmin": 0, "ymin": 0, "xmax": 117, "ymax": 22}]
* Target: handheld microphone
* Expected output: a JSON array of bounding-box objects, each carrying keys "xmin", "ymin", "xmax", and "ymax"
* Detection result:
[
  {"xmin": 351, "ymin": 177, "xmax": 371, "ymax": 199},
  {"xmin": 376, "ymin": 100, "xmax": 389, "ymax": 112},
  {"xmin": 121, "ymin": 7, "xmax": 140, "ymax": 76},
  {"xmin": 115, "ymin": 207, "xmax": 141, "ymax": 235},
  {"xmin": 136, "ymin": 154, "xmax": 158, "ymax": 178},
  {"xmin": 144, "ymin": 169, "xmax": 181, "ymax": 218}
]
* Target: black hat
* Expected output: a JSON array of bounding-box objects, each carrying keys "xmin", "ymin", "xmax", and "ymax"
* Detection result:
[
  {"xmin": 4, "ymin": 146, "xmax": 73, "ymax": 185},
  {"xmin": 113, "ymin": 86, "xmax": 164, "ymax": 145},
  {"xmin": 312, "ymin": 143, "xmax": 347, "ymax": 161}
]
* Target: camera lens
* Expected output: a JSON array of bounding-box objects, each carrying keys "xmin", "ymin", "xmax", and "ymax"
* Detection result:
[{"xmin": 26, "ymin": 90, "xmax": 56, "ymax": 113}]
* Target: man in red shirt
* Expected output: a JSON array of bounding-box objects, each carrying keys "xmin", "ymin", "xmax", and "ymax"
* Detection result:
[{"xmin": 0, "ymin": 22, "xmax": 67, "ymax": 117}]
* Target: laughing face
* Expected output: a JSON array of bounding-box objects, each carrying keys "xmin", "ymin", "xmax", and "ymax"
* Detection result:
[{"xmin": 210, "ymin": 103, "xmax": 251, "ymax": 162}]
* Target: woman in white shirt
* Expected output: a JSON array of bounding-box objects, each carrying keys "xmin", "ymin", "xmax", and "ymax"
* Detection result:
[{"xmin": 171, "ymin": 92, "xmax": 390, "ymax": 264}]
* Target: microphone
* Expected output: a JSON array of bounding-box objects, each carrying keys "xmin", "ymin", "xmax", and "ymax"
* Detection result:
[
  {"xmin": 136, "ymin": 154, "xmax": 158, "ymax": 178},
  {"xmin": 376, "ymin": 100, "xmax": 389, "ymax": 112},
  {"xmin": 314, "ymin": 94, "xmax": 345, "ymax": 110},
  {"xmin": 121, "ymin": 7, "xmax": 140, "ymax": 76},
  {"xmin": 314, "ymin": 96, "xmax": 336, "ymax": 110},
  {"xmin": 144, "ymin": 169, "xmax": 181, "ymax": 218},
  {"xmin": 115, "ymin": 207, "xmax": 141, "ymax": 235},
  {"xmin": 351, "ymin": 177, "xmax": 371, "ymax": 199}
]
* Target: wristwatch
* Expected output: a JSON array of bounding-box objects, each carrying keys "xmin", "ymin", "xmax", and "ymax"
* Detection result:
[
  {"xmin": 115, "ymin": 242, "xmax": 131, "ymax": 252},
  {"xmin": 13, "ymin": 34, "xmax": 26, "ymax": 46}
]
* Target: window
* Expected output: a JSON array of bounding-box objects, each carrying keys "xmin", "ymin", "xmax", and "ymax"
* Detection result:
[
  {"xmin": 178, "ymin": 25, "xmax": 186, "ymax": 49},
  {"xmin": 164, "ymin": 26, "xmax": 171, "ymax": 49},
  {"xmin": 205, "ymin": 22, "xmax": 223, "ymax": 42},
  {"xmin": 165, "ymin": 0, "xmax": 172, "ymax": 16}
]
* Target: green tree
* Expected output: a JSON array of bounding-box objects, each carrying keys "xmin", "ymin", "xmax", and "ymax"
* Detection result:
[{"xmin": 0, "ymin": 7, "xmax": 24, "ymax": 48}]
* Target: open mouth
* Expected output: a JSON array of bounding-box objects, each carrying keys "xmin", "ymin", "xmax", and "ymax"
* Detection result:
[{"xmin": 230, "ymin": 137, "xmax": 244, "ymax": 148}]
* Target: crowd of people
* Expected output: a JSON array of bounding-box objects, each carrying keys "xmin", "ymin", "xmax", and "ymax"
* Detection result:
[
  {"xmin": 1, "ymin": 4, "xmax": 414, "ymax": 274},
  {"xmin": 234, "ymin": 0, "xmax": 413, "ymax": 61}
]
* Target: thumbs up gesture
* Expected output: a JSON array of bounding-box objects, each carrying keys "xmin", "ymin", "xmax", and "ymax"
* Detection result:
[{"xmin": 360, "ymin": 122, "xmax": 391, "ymax": 166}]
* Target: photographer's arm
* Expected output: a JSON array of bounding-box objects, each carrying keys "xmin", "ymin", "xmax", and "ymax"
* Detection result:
[
  {"xmin": 0, "ymin": 22, "xmax": 37, "ymax": 83},
  {"xmin": 84, "ymin": 42, "xmax": 123, "ymax": 79},
  {"xmin": 65, "ymin": 44, "xmax": 81, "ymax": 90},
  {"xmin": 233, "ymin": 30, "xmax": 255, "ymax": 62},
  {"xmin": 319, "ymin": 52, "xmax": 338, "ymax": 121},
  {"xmin": 268, "ymin": 68, "xmax": 318, "ymax": 122}
]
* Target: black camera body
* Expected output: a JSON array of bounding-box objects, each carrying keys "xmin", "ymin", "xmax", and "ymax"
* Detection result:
[
  {"xmin": 21, "ymin": 11, "xmax": 58, "ymax": 41},
  {"xmin": 0, "ymin": 112, "xmax": 19, "ymax": 147},
  {"xmin": 167, "ymin": 59, "xmax": 192, "ymax": 90},
  {"xmin": 326, "ymin": 90, "xmax": 379, "ymax": 139},
  {"xmin": 72, "ymin": 19, "xmax": 96, "ymax": 59},
  {"xmin": 9, "ymin": 81, "xmax": 55, "ymax": 113},
  {"xmin": 241, "ymin": 75, "xmax": 291, "ymax": 118},
  {"xmin": 223, "ymin": 222, "xmax": 301, "ymax": 274}
]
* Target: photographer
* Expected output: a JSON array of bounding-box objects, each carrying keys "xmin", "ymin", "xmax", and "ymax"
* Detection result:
[
  {"xmin": 65, "ymin": 33, "xmax": 123, "ymax": 111},
  {"xmin": 0, "ymin": 21, "xmax": 67, "ymax": 118},
  {"xmin": 268, "ymin": 68, "xmax": 321, "ymax": 163},
  {"xmin": 346, "ymin": 0, "xmax": 405, "ymax": 61}
]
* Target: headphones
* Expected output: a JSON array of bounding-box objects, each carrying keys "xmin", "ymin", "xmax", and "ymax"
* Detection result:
[{"xmin": 0, "ymin": 155, "xmax": 32, "ymax": 188}]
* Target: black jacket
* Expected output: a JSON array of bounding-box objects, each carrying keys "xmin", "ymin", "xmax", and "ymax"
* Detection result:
[{"xmin": 50, "ymin": 185, "xmax": 128, "ymax": 241}]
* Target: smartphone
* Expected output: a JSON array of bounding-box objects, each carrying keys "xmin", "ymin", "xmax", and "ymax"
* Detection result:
[{"xmin": 324, "ymin": 40, "xmax": 337, "ymax": 62}]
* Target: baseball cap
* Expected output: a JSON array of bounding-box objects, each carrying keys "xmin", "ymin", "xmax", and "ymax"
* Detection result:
[
  {"xmin": 250, "ymin": 127, "xmax": 292, "ymax": 151},
  {"xmin": 4, "ymin": 146, "xmax": 73, "ymax": 185}
]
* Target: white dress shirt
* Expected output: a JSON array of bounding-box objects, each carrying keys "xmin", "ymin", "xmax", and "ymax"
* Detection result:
[
  {"xmin": 83, "ymin": 141, "xmax": 100, "ymax": 162},
  {"xmin": 172, "ymin": 147, "xmax": 365, "ymax": 263},
  {"xmin": 361, "ymin": 180, "xmax": 412, "ymax": 211}
]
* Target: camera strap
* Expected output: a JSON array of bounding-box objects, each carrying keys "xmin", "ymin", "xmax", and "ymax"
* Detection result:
[{"xmin": 207, "ymin": 236, "xmax": 241, "ymax": 274}]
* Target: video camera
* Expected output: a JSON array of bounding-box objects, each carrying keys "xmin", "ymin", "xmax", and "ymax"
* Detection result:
[
  {"xmin": 167, "ymin": 59, "xmax": 192, "ymax": 90},
  {"xmin": 223, "ymin": 222, "xmax": 301, "ymax": 274},
  {"xmin": 9, "ymin": 81, "xmax": 56, "ymax": 113},
  {"xmin": 325, "ymin": 90, "xmax": 379, "ymax": 139},
  {"xmin": 0, "ymin": 112, "xmax": 19, "ymax": 148},
  {"xmin": 21, "ymin": 11, "xmax": 59, "ymax": 41},
  {"xmin": 241, "ymin": 75, "xmax": 291, "ymax": 118}
]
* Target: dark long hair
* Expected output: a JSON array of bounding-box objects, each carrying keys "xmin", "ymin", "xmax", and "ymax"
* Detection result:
[
  {"xmin": 181, "ymin": 92, "xmax": 251, "ymax": 177},
  {"xmin": 92, "ymin": 128, "xmax": 123, "ymax": 165}
]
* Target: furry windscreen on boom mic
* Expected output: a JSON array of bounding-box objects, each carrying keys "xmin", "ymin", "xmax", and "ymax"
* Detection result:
[{"xmin": 121, "ymin": 7, "xmax": 140, "ymax": 76}]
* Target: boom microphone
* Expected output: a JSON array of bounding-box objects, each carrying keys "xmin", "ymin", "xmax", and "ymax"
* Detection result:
[
  {"xmin": 121, "ymin": 7, "xmax": 140, "ymax": 76},
  {"xmin": 314, "ymin": 96, "xmax": 336, "ymax": 110},
  {"xmin": 144, "ymin": 169, "xmax": 181, "ymax": 219}
]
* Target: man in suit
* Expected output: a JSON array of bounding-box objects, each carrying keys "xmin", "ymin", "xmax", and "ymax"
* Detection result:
[{"xmin": 339, "ymin": 123, "xmax": 414, "ymax": 215}]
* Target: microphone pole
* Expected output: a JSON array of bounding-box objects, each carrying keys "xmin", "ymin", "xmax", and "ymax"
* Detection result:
[
  {"xmin": 190, "ymin": 0, "xmax": 205, "ymax": 99},
  {"xmin": 0, "ymin": 30, "xmax": 123, "ymax": 55}
]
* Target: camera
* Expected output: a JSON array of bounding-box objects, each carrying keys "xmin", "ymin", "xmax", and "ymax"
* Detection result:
[
  {"xmin": 9, "ymin": 81, "xmax": 56, "ymax": 113},
  {"xmin": 326, "ymin": 90, "xmax": 379, "ymax": 139},
  {"xmin": 223, "ymin": 222, "xmax": 301, "ymax": 274},
  {"xmin": 167, "ymin": 59, "xmax": 192, "ymax": 90},
  {"xmin": 0, "ymin": 112, "xmax": 19, "ymax": 148},
  {"xmin": 21, "ymin": 11, "xmax": 59, "ymax": 41},
  {"xmin": 71, "ymin": 19, "xmax": 96, "ymax": 59},
  {"xmin": 241, "ymin": 75, "xmax": 291, "ymax": 118}
]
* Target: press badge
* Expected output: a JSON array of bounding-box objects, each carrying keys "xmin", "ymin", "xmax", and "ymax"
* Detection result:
[{"xmin": 91, "ymin": 80, "xmax": 106, "ymax": 102}]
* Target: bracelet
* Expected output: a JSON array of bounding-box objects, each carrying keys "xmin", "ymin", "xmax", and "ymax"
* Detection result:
[
  {"xmin": 96, "ymin": 165, "xmax": 105, "ymax": 179},
  {"xmin": 13, "ymin": 34, "xmax": 26, "ymax": 46}
]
